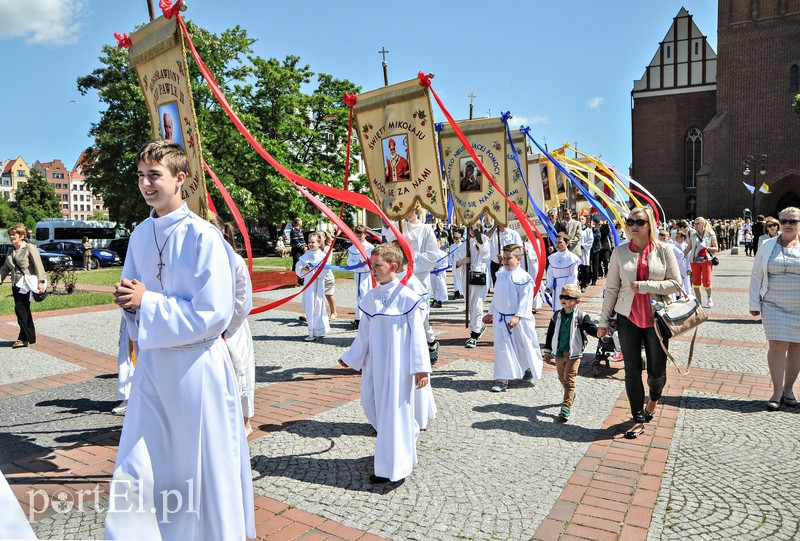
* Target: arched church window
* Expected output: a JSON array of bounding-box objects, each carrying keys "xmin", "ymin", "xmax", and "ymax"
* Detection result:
[
  {"xmin": 791, "ymin": 65, "xmax": 798, "ymax": 91},
  {"xmin": 684, "ymin": 128, "xmax": 702, "ymax": 190}
]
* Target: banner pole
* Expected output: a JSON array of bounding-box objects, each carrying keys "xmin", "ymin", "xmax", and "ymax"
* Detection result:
[{"xmin": 146, "ymin": 0, "xmax": 155, "ymax": 21}]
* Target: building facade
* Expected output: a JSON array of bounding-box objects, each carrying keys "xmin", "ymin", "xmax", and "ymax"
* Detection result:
[
  {"xmin": 632, "ymin": 1, "xmax": 800, "ymax": 219},
  {"xmin": 1, "ymin": 156, "xmax": 31, "ymax": 201},
  {"xmin": 33, "ymin": 160, "xmax": 71, "ymax": 217}
]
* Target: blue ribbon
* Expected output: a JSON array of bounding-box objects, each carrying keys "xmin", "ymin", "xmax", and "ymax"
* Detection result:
[
  {"xmin": 499, "ymin": 112, "xmax": 557, "ymax": 244},
  {"xmin": 308, "ymin": 261, "xmax": 368, "ymax": 272},
  {"xmin": 520, "ymin": 126, "xmax": 620, "ymax": 246},
  {"xmin": 497, "ymin": 312, "xmax": 516, "ymax": 336},
  {"xmin": 436, "ymin": 122, "xmax": 455, "ymax": 225}
]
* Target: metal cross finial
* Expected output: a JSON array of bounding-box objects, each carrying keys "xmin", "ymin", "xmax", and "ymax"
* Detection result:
[
  {"xmin": 378, "ymin": 47, "xmax": 389, "ymax": 63},
  {"xmin": 468, "ymin": 92, "xmax": 476, "ymax": 105}
]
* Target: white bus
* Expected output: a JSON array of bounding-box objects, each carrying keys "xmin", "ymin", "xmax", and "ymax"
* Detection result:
[{"xmin": 34, "ymin": 219, "xmax": 127, "ymax": 248}]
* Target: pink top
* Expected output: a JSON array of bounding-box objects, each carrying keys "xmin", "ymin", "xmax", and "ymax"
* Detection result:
[{"xmin": 628, "ymin": 241, "xmax": 655, "ymax": 328}]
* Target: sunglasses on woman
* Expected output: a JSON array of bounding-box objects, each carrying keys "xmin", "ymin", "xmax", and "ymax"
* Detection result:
[
  {"xmin": 767, "ymin": 224, "xmax": 779, "ymax": 228},
  {"xmin": 559, "ymin": 294, "xmax": 577, "ymax": 301},
  {"xmin": 625, "ymin": 218, "xmax": 647, "ymax": 227},
  {"xmin": 779, "ymin": 218, "xmax": 800, "ymax": 225}
]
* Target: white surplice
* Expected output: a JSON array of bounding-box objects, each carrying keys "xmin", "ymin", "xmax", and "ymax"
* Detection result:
[
  {"xmin": 295, "ymin": 249, "xmax": 330, "ymax": 338},
  {"xmin": 384, "ymin": 220, "xmax": 439, "ymax": 289},
  {"xmin": 105, "ymin": 203, "xmax": 255, "ymax": 541},
  {"xmin": 522, "ymin": 241, "xmax": 544, "ymax": 310},
  {"xmin": 430, "ymin": 248, "xmax": 449, "ymax": 303},
  {"xmin": 399, "ymin": 272, "xmax": 437, "ymax": 429},
  {"xmin": 0, "ymin": 469, "xmax": 36, "ymax": 540},
  {"xmin": 466, "ymin": 235, "xmax": 490, "ymax": 334},
  {"xmin": 449, "ymin": 241, "xmax": 465, "ymax": 295},
  {"xmin": 488, "ymin": 267, "xmax": 544, "ymax": 381},
  {"xmin": 347, "ymin": 240, "xmax": 374, "ymax": 322},
  {"xmin": 546, "ymin": 249, "xmax": 580, "ymax": 310},
  {"xmin": 341, "ymin": 279, "xmax": 431, "ymax": 481},
  {"xmin": 116, "ymin": 317, "xmax": 136, "ymax": 401},
  {"xmin": 224, "ymin": 252, "xmax": 255, "ymax": 418}
]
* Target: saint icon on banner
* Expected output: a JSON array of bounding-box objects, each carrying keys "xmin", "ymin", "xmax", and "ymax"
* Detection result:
[
  {"xmin": 158, "ymin": 102, "xmax": 184, "ymax": 149},
  {"xmin": 460, "ymin": 159, "xmax": 482, "ymax": 192},
  {"xmin": 383, "ymin": 136, "xmax": 411, "ymax": 183}
]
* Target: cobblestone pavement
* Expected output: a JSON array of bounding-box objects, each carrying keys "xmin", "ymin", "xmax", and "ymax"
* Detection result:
[{"xmin": 1, "ymin": 250, "xmax": 798, "ymax": 540}]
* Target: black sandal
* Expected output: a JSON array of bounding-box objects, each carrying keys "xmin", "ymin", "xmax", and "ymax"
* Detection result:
[{"xmin": 624, "ymin": 423, "xmax": 645, "ymax": 439}]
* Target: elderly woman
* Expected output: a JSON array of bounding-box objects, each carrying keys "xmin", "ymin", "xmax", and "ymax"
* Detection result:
[
  {"xmin": 598, "ymin": 206, "xmax": 680, "ymax": 438},
  {"xmin": 684, "ymin": 216, "xmax": 719, "ymax": 307},
  {"xmin": 0, "ymin": 224, "xmax": 47, "ymax": 348},
  {"xmin": 757, "ymin": 216, "xmax": 780, "ymax": 249},
  {"xmin": 749, "ymin": 207, "xmax": 800, "ymax": 411}
]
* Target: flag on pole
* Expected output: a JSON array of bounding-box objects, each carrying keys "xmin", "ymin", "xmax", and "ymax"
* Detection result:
[{"xmin": 759, "ymin": 182, "xmax": 770, "ymax": 194}]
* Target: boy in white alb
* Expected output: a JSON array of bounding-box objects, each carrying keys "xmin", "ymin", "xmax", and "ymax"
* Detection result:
[
  {"xmin": 546, "ymin": 232, "xmax": 580, "ymax": 310},
  {"xmin": 347, "ymin": 225, "xmax": 374, "ymax": 329},
  {"xmin": 295, "ymin": 232, "xmax": 330, "ymax": 341},
  {"xmin": 457, "ymin": 225, "xmax": 490, "ymax": 348},
  {"xmin": 106, "ymin": 140, "xmax": 254, "ymax": 540},
  {"xmin": 449, "ymin": 231, "xmax": 464, "ymax": 299},
  {"xmin": 339, "ymin": 242, "xmax": 431, "ymax": 483},
  {"xmin": 430, "ymin": 237, "xmax": 449, "ymax": 308},
  {"xmin": 383, "ymin": 207, "xmax": 441, "ymax": 361},
  {"xmin": 483, "ymin": 244, "xmax": 543, "ymax": 392}
]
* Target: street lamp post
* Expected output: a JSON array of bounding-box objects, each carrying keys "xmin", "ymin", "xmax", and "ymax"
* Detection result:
[{"xmin": 743, "ymin": 154, "xmax": 767, "ymax": 218}]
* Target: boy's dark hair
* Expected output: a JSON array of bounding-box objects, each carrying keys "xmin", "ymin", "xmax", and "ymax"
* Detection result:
[
  {"xmin": 211, "ymin": 215, "xmax": 237, "ymax": 251},
  {"xmin": 556, "ymin": 232, "xmax": 570, "ymax": 243},
  {"xmin": 136, "ymin": 139, "xmax": 189, "ymax": 175},
  {"xmin": 502, "ymin": 243, "xmax": 523, "ymax": 258},
  {"xmin": 354, "ymin": 224, "xmax": 368, "ymax": 235},
  {"xmin": 372, "ymin": 241, "xmax": 404, "ymax": 266}
]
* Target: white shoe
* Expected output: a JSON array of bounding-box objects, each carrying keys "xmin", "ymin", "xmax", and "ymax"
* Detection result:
[
  {"xmin": 304, "ymin": 335, "xmax": 317, "ymax": 342},
  {"xmin": 112, "ymin": 400, "xmax": 128, "ymax": 415},
  {"xmin": 707, "ymin": 299, "xmax": 714, "ymax": 308}
]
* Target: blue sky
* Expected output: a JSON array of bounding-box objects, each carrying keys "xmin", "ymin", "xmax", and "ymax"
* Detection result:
[{"xmin": 0, "ymin": 0, "xmax": 717, "ymax": 175}]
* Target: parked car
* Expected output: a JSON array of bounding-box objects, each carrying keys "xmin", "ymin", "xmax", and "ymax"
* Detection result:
[
  {"xmin": 38, "ymin": 241, "xmax": 121, "ymax": 269},
  {"xmin": 108, "ymin": 237, "xmax": 130, "ymax": 264},
  {"xmin": 234, "ymin": 232, "xmax": 276, "ymax": 257},
  {"xmin": 0, "ymin": 243, "xmax": 73, "ymax": 272}
]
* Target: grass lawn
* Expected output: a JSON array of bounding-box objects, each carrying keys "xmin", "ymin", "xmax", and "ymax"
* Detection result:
[{"xmin": 0, "ymin": 284, "xmax": 114, "ymax": 316}]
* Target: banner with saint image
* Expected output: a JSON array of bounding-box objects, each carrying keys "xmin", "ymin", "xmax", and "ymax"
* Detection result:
[
  {"xmin": 129, "ymin": 16, "xmax": 207, "ymax": 217},
  {"xmin": 440, "ymin": 118, "xmax": 523, "ymax": 226},
  {"xmin": 353, "ymin": 79, "xmax": 446, "ymax": 220}
]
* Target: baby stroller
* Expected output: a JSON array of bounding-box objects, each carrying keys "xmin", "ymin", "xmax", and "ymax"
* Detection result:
[{"xmin": 592, "ymin": 336, "xmax": 618, "ymax": 377}]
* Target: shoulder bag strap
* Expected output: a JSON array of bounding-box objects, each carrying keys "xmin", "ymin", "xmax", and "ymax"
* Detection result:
[{"xmin": 653, "ymin": 321, "xmax": 695, "ymax": 376}]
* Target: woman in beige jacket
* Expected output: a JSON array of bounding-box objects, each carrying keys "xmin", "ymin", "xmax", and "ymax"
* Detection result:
[
  {"xmin": 598, "ymin": 206, "xmax": 680, "ymax": 437},
  {"xmin": 0, "ymin": 224, "xmax": 47, "ymax": 348}
]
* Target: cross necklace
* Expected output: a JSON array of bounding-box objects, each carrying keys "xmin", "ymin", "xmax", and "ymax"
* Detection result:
[{"xmin": 152, "ymin": 213, "xmax": 190, "ymax": 288}]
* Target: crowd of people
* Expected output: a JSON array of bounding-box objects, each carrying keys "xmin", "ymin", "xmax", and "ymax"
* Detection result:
[{"xmin": 3, "ymin": 135, "xmax": 797, "ymax": 539}]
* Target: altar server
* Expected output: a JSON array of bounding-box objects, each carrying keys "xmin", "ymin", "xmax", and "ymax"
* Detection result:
[
  {"xmin": 295, "ymin": 231, "xmax": 330, "ymax": 341},
  {"xmin": 347, "ymin": 225, "xmax": 375, "ymax": 329},
  {"xmin": 546, "ymin": 232, "xmax": 580, "ymax": 310}
]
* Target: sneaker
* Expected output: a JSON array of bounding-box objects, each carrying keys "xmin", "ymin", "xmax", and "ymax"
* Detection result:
[
  {"xmin": 428, "ymin": 340, "xmax": 439, "ymax": 365},
  {"xmin": 465, "ymin": 337, "xmax": 477, "ymax": 349},
  {"xmin": 351, "ymin": 320, "xmax": 360, "ymax": 329},
  {"xmin": 304, "ymin": 335, "xmax": 317, "ymax": 342},
  {"xmin": 522, "ymin": 369, "xmax": 533, "ymax": 382},
  {"xmin": 558, "ymin": 404, "xmax": 572, "ymax": 421},
  {"xmin": 490, "ymin": 380, "xmax": 508, "ymax": 392},
  {"xmin": 298, "ymin": 315, "xmax": 307, "ymax": 322},
  {"xmin": 112, "ymin": 400, "xmax": 128, "ymax": 415},
  {"xmin": 707, "ymin": 299, "xmax": 714, "ymax": 308},
  {"xmin": 610, "ymin": 351, "xmax": 624, "ymax": 362}
]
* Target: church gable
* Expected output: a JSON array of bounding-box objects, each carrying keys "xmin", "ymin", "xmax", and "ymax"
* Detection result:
[{"xmin": 633, "ymin": 7, "xmax": 717, "ymax": 96}]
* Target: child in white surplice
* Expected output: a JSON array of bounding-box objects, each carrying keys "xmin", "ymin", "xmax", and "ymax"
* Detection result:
[
  {"xmin": 295, "ymin": 231, "xmax": 330, "ymax": 341},
  {"xmin": 339, "ymin": 242, "xmax": 431, "ymax": 484},
  {"xmin": 546, "ymin": 232, "xmax": 580, "ymax": 310},
  {"xmin": 106, "ymin": 140, "xmax": 254, "ymax": 540},
  {"xmin": 482, "ymin": 243, "xmax": 543, "ymax": 392}
]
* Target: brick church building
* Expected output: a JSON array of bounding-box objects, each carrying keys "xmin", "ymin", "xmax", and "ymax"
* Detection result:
[{"xmin": 631, "ymin": 1, "xmax": 800, "ymax": 219}]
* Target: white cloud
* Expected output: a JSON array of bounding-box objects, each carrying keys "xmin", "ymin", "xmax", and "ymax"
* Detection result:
[
  {"xmin": 506, "ymin": 115, "xmax": 548, "ymax": 129},
  {"xmin": 0, "ymin": 0, "xmax": 88, "ymax": 46},
  {"xmin": 587, "ymin": 97, "xmax": 605, "ymax": 109}
]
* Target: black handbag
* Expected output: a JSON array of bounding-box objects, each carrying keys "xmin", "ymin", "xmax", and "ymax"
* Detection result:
[
  {"xmin": 711, "ymin": 255, "xmax": 720, "ymax": 266},
  {"xmin": 468, "ymin": 271, "xmax": 487, "ymax": 286}
]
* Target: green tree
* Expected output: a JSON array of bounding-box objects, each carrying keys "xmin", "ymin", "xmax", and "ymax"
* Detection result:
[
  {"xmin": 10, "ymin": 170, "xmax": 61, "ymax": 228},
  {"xmin": 77, "ymin": 21, "xmax": 361, "ymax": 234},
  {"xmin": 794, "ymin": 93, "xmax": 800, "ymax": 116},
  {"xmin": 0, "ymin": 196, "xmax": 20, "ymax": 229}
]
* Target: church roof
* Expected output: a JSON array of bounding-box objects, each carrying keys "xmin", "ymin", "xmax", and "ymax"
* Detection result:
[{"xmin": 632, "ymin": 8, "xmax": 717, "ymax": 97}]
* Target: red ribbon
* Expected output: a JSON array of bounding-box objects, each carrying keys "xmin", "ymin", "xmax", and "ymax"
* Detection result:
[
  {"xmin": 159, "ymin": 0, "xmax": 183, "ymax": 19},
  {"xmin": 206, "ymin": 192, "xmax": 217, "ymax": 214},
  {"xmin": 205, "ymin": 161, "xmax": 254, "ymax": 274},
  {"xmin": 114, "ymin": 32, "xmax": 131, "ymax": 49},
  {"xmin": 421, "ymin": 73, "xmax": 547, "ymax": 295},
  {"xmin": 176, "ymin": 15, "xmax": 413, "ymax": 285},
  {"xmin": 343, "ymin": 92, "xmax": 357, "ymax": 108}
]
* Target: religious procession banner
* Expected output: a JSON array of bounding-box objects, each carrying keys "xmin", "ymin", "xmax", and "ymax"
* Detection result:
[
  {"xmin": 353, "ymin": 79, "xmax": 446, "ymax": 220},
  {"xmin": 129, "ymin": 16, "xmax": 207, "ymax": 217},
  {"xmin": 440, "ymin": 118, "xmax": 519, "ymax": 226}
]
